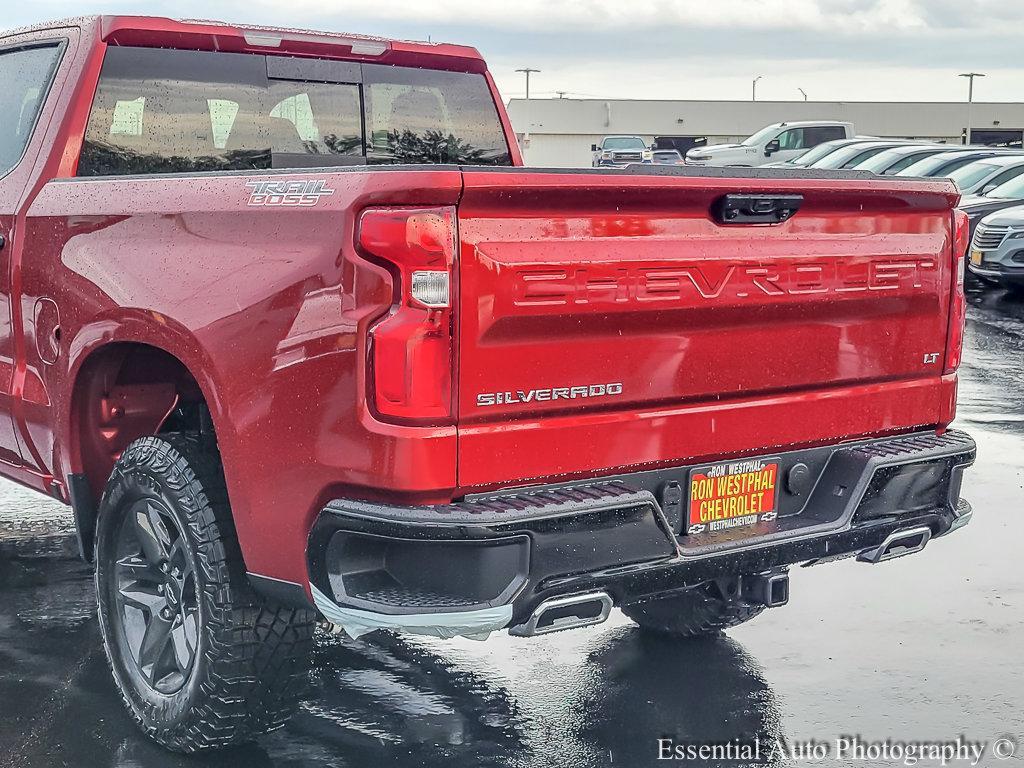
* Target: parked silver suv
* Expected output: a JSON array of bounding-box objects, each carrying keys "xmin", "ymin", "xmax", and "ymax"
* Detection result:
[{"xmin": 968, "ymin": 206, "xmax": 1024, "ymax": 290}]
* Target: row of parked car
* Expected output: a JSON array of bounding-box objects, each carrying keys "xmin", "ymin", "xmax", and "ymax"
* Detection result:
[{"xmin": 769, "ymin": 137, "xmax": 1024, "ymax": 292}]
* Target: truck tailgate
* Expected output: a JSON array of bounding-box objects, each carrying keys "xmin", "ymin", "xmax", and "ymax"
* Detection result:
[{"xmin": 455, "ymin": 169, "xmax": 961, "ymax": 490}]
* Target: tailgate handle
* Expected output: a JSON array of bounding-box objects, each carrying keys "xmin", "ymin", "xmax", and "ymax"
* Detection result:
[{"xmin": 712, "ymin": 193, "xmax": 803, "ymax": 225}]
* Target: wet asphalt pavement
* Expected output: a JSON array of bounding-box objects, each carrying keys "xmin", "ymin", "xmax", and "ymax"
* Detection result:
[{"xmin": 2, "ymin": 285, "xmax": 1023, "ymax": 768}]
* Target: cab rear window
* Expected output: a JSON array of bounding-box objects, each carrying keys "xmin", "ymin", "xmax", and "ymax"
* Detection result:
[{"xmin": 77, "ymin": 47, "xmax": 511, "ymax": 176}]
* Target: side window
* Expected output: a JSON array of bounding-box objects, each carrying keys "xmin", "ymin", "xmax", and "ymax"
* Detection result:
[
  {"xmin": 362, "ymin": 64, "xmax": 511, "ymax": 165},
  {"xmin": 988, "ymin": 167, "xmax": 1024, "ymax": 189},
  {"xmin": 804, "ymin": 126, "xmax": 846, "ymax": 146},
  {"xmin": 776, "ymin": 129, "xmax": 806, "ymax": 151},
  {"xmin": 938, "ymin": 157, "xmax": 977, "ymax": 175},
  {"xmin": 841, "ymin": 149, "xmax": 877, "ymax": 168},
  {"xmin": 888, "ymin": 154, "xmax": 925, "ymax": 174},
  {"xmin": 0, "ymin": 43, "xmax": 63, "ymax": 178},
  {"xmin": 78, "ymin": 47, "xmax": 365, "ymax": 176}
]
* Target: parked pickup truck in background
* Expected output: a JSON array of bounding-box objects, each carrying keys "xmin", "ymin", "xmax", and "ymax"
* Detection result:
[
  {"xmin": 592, "ymin": 134, "xmax": 654, "ymax": 166},
  {"xmin": 686, "ymin": 120, "xmax": 855, "ymax": 166},
  {"xmin": 1, "ymin": 16, "xmax": 974, "ymax": 754}
]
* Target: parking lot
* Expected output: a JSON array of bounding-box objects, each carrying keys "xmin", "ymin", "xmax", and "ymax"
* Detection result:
[{"xmin": 2, "ymin": 284, "xmax": 1021, "ymax": 768}]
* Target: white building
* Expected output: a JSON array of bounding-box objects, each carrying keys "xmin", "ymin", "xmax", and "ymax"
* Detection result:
[{"xmin": 505, "ymin": 98, "xmax": 1024, "ymax": 168}]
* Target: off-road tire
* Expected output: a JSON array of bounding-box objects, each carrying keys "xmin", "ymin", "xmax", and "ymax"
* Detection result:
[
  {"xmin": 94, "ymin": 432, "xmax": 316, "ymax": 752},
  {"xmin": 622, "ymin": 582, "xmax": 765, "ymax": 637}
]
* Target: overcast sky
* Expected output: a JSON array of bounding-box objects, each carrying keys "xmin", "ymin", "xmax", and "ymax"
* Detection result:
[{"xmin": 8, "ymin": 0, "xmax": 1024, "ymax": 103}]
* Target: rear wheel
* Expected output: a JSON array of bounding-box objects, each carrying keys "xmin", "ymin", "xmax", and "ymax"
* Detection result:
[
  {"xmin": 622, "ymin": 581, "xmax": 766, "ymax": 637},
  {"xmin": 94, "ymin": 433, "xmax": 316, "ymax": 752}
]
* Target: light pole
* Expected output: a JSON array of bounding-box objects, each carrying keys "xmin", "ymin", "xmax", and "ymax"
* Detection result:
[
  {"xmin": 752, "ymin": 75, "xmax": 763, "ymax": 101},
  {"xmin": 798, "ymin": 87, "xmax": 808, "ymax": 101},
  {"xmin": 959, "ymin": 72, "xmax": 986, "ymax": 144},
  {"xmin": 516, "ymin": 68, "xmax": 541, "ymax": 100}
]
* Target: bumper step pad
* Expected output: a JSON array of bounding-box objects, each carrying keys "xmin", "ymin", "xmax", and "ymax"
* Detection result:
[{"xmin": 323, "ymin": 481, "xmax": 660, "ymax": 528}]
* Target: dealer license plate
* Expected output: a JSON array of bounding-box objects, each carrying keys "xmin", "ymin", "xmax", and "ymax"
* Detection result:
[
  {"xmin": 971, "ymin": 249, "xmax": 984, "ymax": 266},
  {"xmin": 686, "ymin": 458, "xmax": 780, "ymax": 536}
]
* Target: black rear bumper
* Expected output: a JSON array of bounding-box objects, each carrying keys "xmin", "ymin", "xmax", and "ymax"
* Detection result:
[{"xmin": 306, "ymin": 430, "xmax": 975, "ymax": 634}]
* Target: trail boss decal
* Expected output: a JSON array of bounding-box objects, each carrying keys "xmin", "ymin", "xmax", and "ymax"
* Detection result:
[
  {"xmin": 476, "ymin": 382, "xmax": 623, "ymax": 407},
  {"xmin": 245, "ymin": 180, "xmax": 335, "ymax": 207},
  {"xmin": 688, "ymin": 458, "xmax": 780, "ymax": 536}
]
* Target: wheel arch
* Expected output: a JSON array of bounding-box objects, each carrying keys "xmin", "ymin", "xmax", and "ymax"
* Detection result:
[{"xmin": 64, "ymin": 315, "xmax": 232, "ymax": 561}]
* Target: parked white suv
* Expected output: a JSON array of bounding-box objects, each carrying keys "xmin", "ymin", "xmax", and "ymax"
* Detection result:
[{"xmin": 686, "ymin": 121, "xmax": 855, "ymax": 167}]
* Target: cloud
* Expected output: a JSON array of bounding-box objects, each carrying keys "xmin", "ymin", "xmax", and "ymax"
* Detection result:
[{"xmin": 915, "ymin": 0, "xmax": 1024, "ymax": 28}]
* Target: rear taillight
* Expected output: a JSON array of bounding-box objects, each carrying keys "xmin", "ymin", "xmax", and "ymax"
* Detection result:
[
  {"xmin": 944, "ymin": 208, "xmax": 969, "ymax": 374},
  {"xmin": 357, "ymin": 207, "xmax": 456, "ymax": 423}
]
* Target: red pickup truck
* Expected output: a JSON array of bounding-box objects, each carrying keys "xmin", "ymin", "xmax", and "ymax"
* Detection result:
[{"xmin": 1, "ymin": 15, "xmax": 975, "ymax": 752}]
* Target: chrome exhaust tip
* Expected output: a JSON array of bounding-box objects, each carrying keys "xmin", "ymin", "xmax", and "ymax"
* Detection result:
[
  {"xmin": 858, "ymin": 526, "xmax": 932, "ymax": 565},
  {"xmin": 508, "ymin": 592, "xmax": 614, "ymax": 637}
]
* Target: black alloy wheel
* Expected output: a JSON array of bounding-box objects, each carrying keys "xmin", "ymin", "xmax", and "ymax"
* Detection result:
[{"xmin": 112, "ymin": 497, "xmax": 200, "ymax": 694}]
